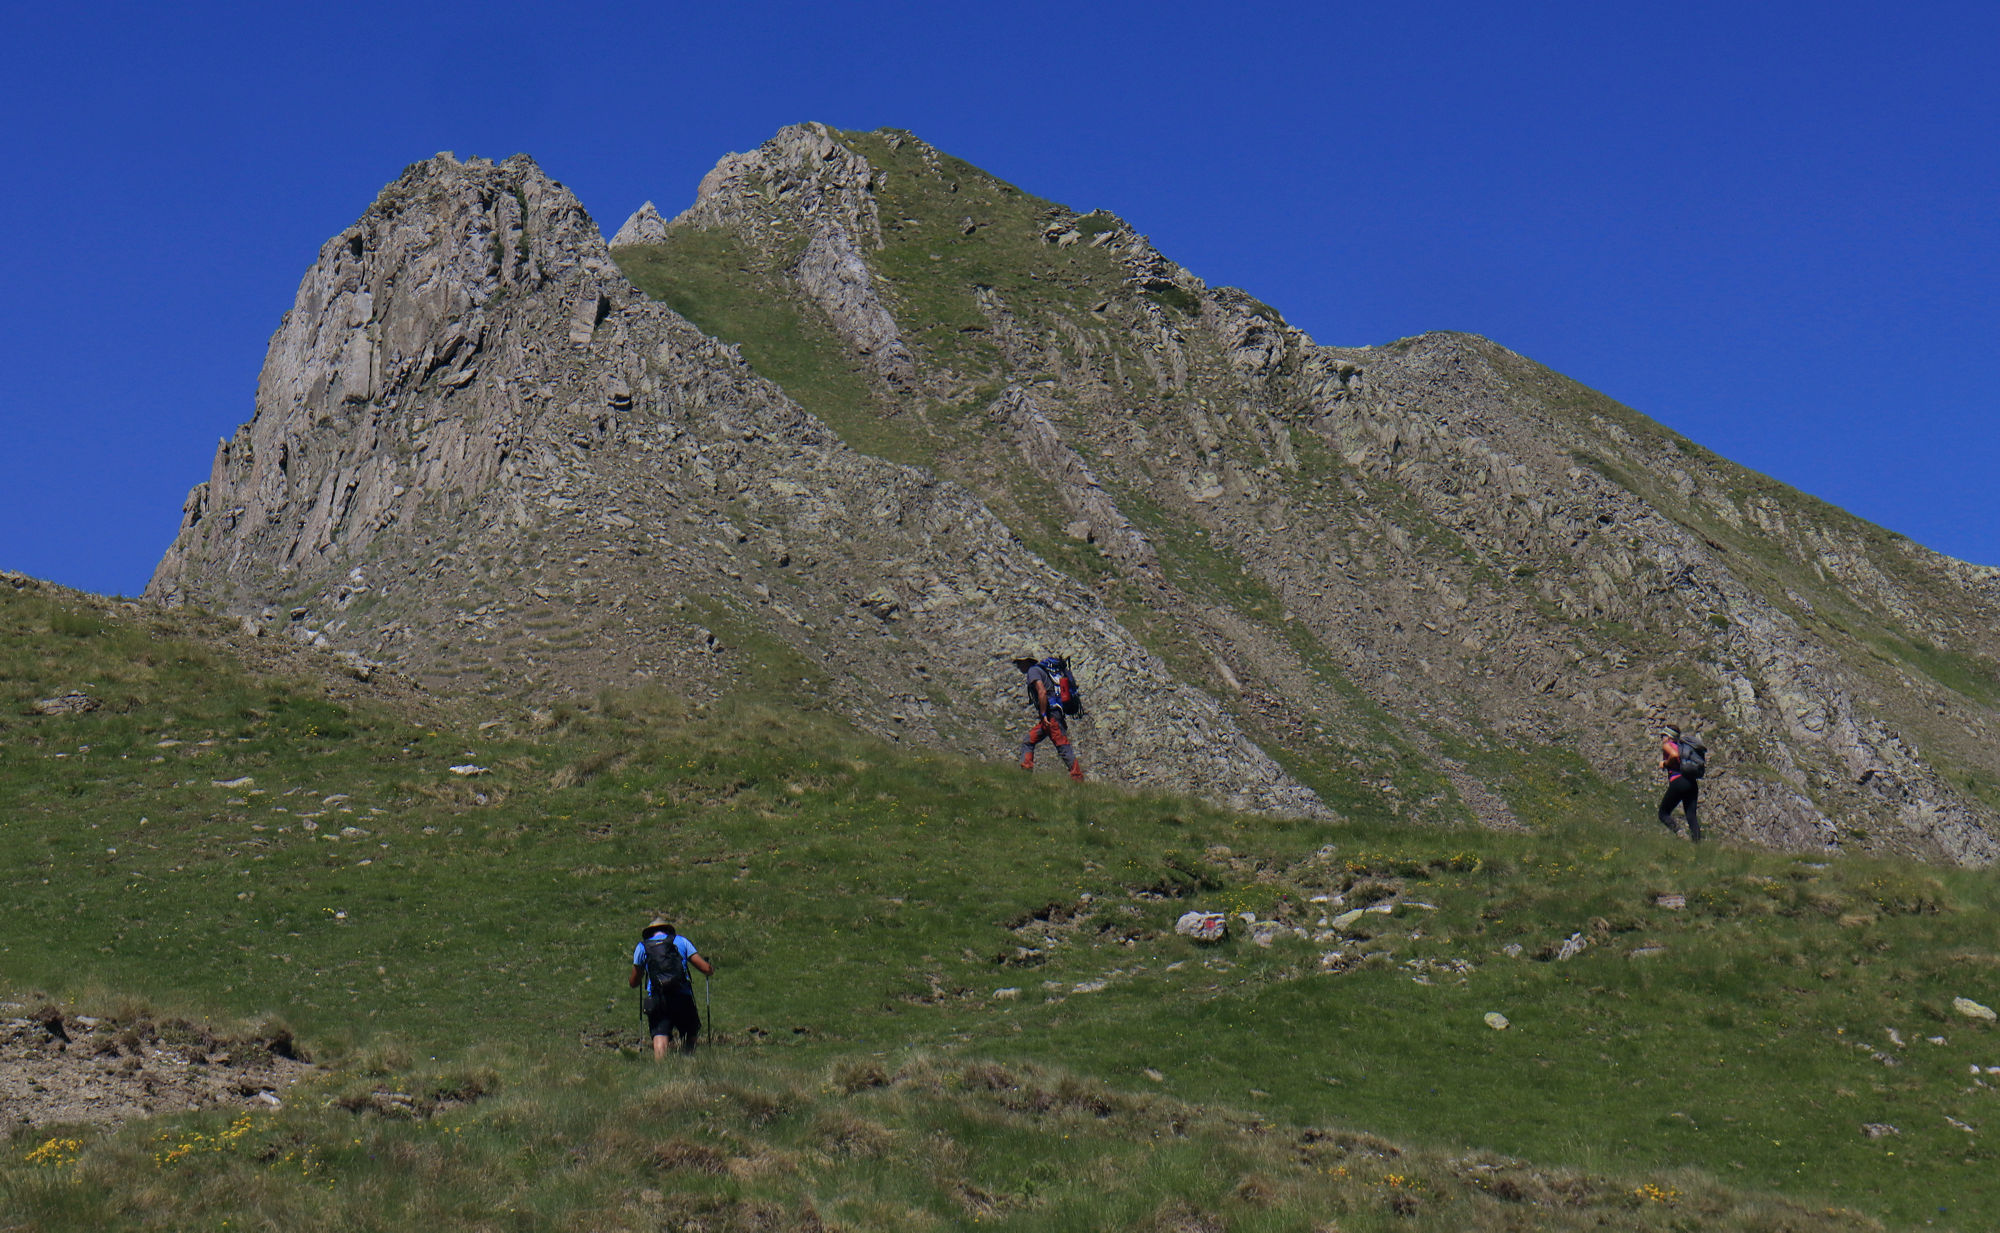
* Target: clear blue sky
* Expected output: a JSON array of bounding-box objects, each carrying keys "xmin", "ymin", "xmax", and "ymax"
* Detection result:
[{"xmin": 3, "ymin": 1, "xmax": 1995, "ymax": 595}]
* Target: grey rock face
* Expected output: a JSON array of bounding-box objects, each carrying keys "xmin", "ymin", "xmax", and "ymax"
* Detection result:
[
  {"xmin": 792, "ymin": 224, "xmax": 915, "ymax": 384},
  {"xmin": 147, "ymin": 150, "xmax": 1324, "ymax": 819},
  {"xmin": 988, "ymin": 386, "xmax": 1156, "ymax": 574},
  {"xmin": 608, "ymin": 201, "xmax": 668, "ymax": 247}
]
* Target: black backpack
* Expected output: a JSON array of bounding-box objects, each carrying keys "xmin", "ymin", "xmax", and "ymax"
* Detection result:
[
  {"xmin": 1676, "ymin": 736, "xmax": 1707, "ymax": 779},
  {"xmin": 642, "ymin": 935, "xmax": 688, "ymax": 1006}
]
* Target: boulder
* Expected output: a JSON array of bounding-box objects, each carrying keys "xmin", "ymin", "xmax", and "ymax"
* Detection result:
[
  {"xmin": 32, "ymin": 692, "xmax": 100, "ymax": 715},
  {"xmin": 1174, "ymin": 911, "xmax": 1226, "ymax": 942},
  {"xmin": 1953, "ymin": 997, "xmax": 1996, "ymax": 1021}
]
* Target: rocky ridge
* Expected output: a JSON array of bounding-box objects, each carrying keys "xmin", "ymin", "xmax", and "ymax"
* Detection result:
[
  {"xmin": 597, "ymin": 124, "xmax": 1999, "ymax": 865},
  {"xmin": 146, "ymin": 151, "xmax": 1320, "ymax": 817},
  {"xmin": 149, "ymin": 125, "xmax": 2000, "ymax": 864}
]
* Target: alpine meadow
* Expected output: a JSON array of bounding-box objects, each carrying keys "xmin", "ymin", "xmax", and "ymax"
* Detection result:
[{"xmin": 4, "ymin": 124, "xmax": 1998, "ymax": 1232}]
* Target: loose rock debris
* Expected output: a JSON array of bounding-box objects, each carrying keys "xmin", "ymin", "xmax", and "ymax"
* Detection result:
[{"xmin": 0, "ymin": 1005, "xmax": 312, "ymax": 1133}]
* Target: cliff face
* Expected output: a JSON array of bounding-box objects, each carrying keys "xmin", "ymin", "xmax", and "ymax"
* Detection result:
[
  {"xmin": 146, "ymin": 151, "xmax": 1321, "ymax": 818},
  {"xmin": 153, "ymin": 128, "xmax": 2000, "ymax": 864}
]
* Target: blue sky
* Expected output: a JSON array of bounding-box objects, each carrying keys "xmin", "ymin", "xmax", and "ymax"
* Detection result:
[{"xmin": 2, "ymin": 1, "xmax": 1995, "ymax": 595}]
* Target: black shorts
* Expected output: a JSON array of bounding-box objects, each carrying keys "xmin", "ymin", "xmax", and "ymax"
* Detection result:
[{"xmin": 647, "ymin": 991, "xmax": 700, "ymax": 1041}]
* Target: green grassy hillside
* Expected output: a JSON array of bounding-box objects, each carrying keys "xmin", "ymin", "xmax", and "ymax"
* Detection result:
[{"xmin": 3, "ymin": 580, "xmax": 1996, "ymax": 1230}]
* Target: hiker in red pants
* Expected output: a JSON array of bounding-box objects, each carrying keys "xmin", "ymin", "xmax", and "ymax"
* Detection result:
[{"xmin": 1013, "ymin": 651, "xmax": 1083, "ymax": 780}]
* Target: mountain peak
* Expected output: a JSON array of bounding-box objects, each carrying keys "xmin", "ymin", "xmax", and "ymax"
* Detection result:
[{"xmin": 145, "ymin": 128, "xmax": 2000, "ymax": 863}]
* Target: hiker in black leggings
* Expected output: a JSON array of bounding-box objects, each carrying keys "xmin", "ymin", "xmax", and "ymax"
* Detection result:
[{"xmin": 1658, "ymin": 726, "xmax": 1700, "ymax": 842}]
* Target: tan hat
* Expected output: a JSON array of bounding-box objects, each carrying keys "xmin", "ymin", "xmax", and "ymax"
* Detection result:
[
  {"xmin": 641, "ymin": 916, "xmax": 674, "ymax": 937},
  {"xmin": 1010, "ymin": 650, "xmax": 1039, "ymax": 667}
]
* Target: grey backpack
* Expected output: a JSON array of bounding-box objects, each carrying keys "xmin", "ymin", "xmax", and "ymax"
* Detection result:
[{"xmin": 1676, "ymin": 736, "xmax": 1707, "ymax": 779}]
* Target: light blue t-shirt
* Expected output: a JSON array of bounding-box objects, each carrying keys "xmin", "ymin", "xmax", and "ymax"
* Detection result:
[{"xmin": 633, "ymin": 933, "xmax": 698, "ymax": 995}]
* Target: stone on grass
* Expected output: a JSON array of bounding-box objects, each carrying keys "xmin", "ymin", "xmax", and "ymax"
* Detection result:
[
  {"xmin": 1861, "ymin": 1123, "xmax": 1899, "ymax": 1139},
  {"xmin": 1954, "ymin": 997, "xmax": 1996, "ymax": 1021},
  {"xmin": 1174, "ymin": 911, "xmax": 1226, "ymax": 942},
  {"xmin": 1484, "ymin": 1012, "xmax": 1510, "ymax": 1030},
  {"xmin": 1555, "ymin": 932, "xmax": 1589, "ymax": 961},
  {"xmin": 448, "ymin": 764, "xmax": 490, "ymax": 777},
  {"xmin": 212, "ymin": 776, "xmax": 255, "ymax": 789},
  {"xmin": 33, "ymin": 692, "xmax": 100, "ymax": 715}
]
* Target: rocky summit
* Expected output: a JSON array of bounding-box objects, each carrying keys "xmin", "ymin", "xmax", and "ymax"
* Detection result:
[{"xmin": 151, "ymin": 125, "xmax": 2000, "ymax": 864}]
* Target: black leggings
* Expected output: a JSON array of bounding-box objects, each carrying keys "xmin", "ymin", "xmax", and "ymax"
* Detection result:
[{"xmin": 1658, "ymin": 776, "xmax": 1700, "ymax": 842}]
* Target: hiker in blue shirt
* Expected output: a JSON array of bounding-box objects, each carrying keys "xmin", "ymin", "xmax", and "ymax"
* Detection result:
[{"xmin": 629, "ymin": 917, "xmax": 713, "ymax": 1059}]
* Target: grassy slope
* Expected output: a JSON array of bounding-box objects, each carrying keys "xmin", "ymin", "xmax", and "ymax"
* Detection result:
[{"xmin": 4, "ymin": 585, "xmax": 1999, "ymax": 1230}]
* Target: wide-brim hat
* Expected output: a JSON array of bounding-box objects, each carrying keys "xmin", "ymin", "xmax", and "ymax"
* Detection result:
[
  {"xmin": 1010, "ymin": 651, "xmax": 1040, "ymax": 667},
  {"xmin": 641, "ymin": 916, "xmax": 672, "ymax": 937}
]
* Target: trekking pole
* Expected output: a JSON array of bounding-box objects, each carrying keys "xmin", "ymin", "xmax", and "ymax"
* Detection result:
[{"xmin": 705, "ymin": 971, "xmax": 714, "ymax": 1046}]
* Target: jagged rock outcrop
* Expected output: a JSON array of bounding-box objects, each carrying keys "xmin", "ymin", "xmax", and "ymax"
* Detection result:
[
  {"xmin": 608, "ymin": 201, "xmax": 668, "ymax": 247},
  {"xmin": 148, "ymin": 151, "xmax": 1324, "ymax": 818},
  {"xmin": 988, "ymin": 386, "xmax": 1156, "ymax": 573}
]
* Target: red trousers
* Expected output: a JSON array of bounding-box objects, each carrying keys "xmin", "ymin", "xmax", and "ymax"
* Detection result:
[{"xmin": 1020, "ymin": 714, "xmax": 1082, "ymax": 779}]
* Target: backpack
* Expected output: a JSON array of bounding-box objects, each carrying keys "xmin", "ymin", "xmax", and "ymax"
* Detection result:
[
  {"xmin": 642, "ymin": 935, "xmax": 688, "ymax": 1007},
  {"xmin": 1675, "ymin": 736, "xmax": 1707, "ymax": 779},
  {"xmin": 1041, "ymin": 656, "xmax": 1084, "ymax": 719}
]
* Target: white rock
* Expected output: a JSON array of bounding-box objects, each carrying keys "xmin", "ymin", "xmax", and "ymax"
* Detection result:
[
  {"xmin": 448, "ymin": 764, "xmax": 490, "ymax": 776},
  {"xmin": 212, "ymin": 776, "xmax": 255, "ymax": 789},
  {"xmin": 1174, "ymin": 911, "xmax": 1226, "ymax": 941},
  {"xmin": 1484, "ymin": 1012, "xmax": 1510, "ymax": 1030},
  {"xmin": 1555, "ymin": 932, "xmax": 1589, "ymax": 961},
  {"xmin": 609, "ymin": 201, "xmax": 670, "ymax": 247},
  {"xmin": 1073, "ymin": 980, "xmax": 1107, "ymax": 993},
  {"xmin": 1954, "ymin": 997, "xmax": 1997, "ymax": 1021},
  {"xmin": 1330, "ymin": 909, "xmax": 1365, "ymax": 929},
  {"xmin": 992, "ymin": 988, "xmax": 1019, "ymax": 1000}
]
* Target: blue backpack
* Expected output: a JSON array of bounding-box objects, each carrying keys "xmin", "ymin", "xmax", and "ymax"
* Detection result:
[{"xmin": 1041, "ymin": 656, "xmax": 1084, "ymax": 718}]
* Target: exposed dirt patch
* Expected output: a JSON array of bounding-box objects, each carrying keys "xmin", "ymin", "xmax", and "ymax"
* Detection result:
[{"xmin": 0, "ymin": 1005, "xmax": 314, "ymax": 1134}]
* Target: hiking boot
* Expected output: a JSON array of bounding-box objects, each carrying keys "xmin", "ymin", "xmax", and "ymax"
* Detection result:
[
  {"xmin": 1069, "ymin": 760, "xmax": 1084, "ymax": 782},
  {"xmin": 1020, "ymin": 754, "xmax": 1034, "ymax": 771}
]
